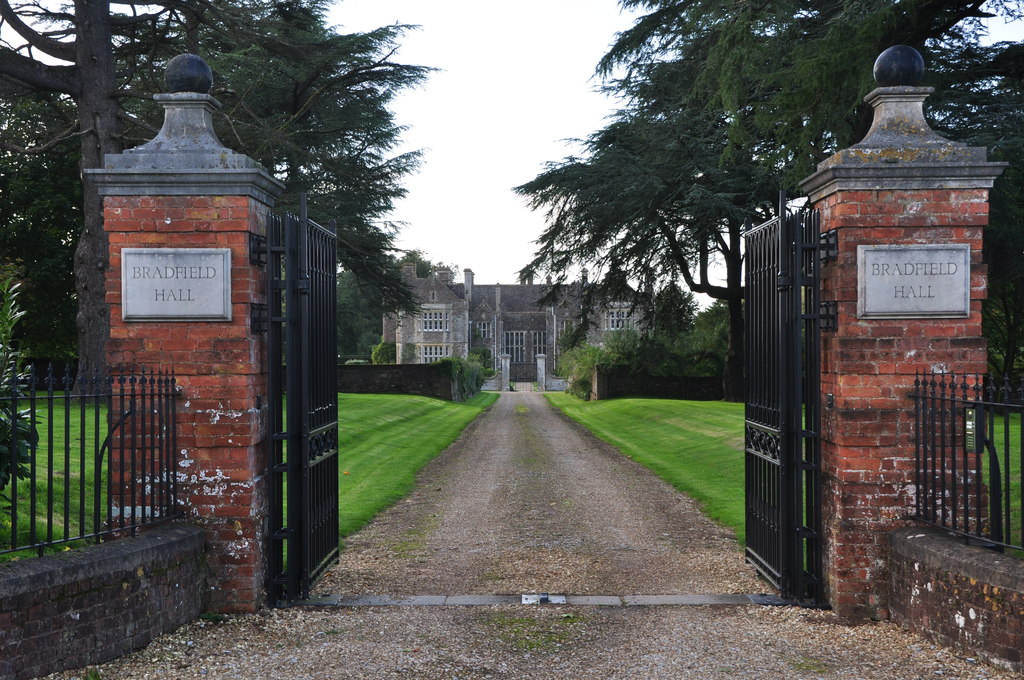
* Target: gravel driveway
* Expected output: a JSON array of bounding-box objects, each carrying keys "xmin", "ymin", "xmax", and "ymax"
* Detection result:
[{"xmin": 45, "ymin": 392, "xmax": 1018, "ymax": 679}]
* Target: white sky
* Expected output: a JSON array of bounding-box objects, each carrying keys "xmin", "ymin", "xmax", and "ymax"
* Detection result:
[
  {"xmin": 327, "ymin": 2, "xmax": 1022, "ymax": 288},
  {"xmin": 327, "ymin": 0, "xmax": 638, "ymax": 286}
]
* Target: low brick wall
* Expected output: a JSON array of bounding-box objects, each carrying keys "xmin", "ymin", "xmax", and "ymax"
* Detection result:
[
  {"xmin": 591, "ymin": 365, "xmax": 723, "ymax": 401},
  {"xmin": 0, "ymin": 523, "xmax": 206, "ymax": 680},
  {"xmin": 337, "ymin": 364, "xmax": 454, "ymax": 400},
  {"xmin": 889, "ymin": 527, "xmax": 1024, "ymax": 672}
]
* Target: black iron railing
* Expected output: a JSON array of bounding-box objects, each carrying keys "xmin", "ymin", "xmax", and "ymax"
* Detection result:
[
  {"xmin": 1, "ymin": 366, "xmax": 180, "ymax": 557},
  {"xmin": 912, "ymin": 372, "xmax": 1024, "ymax": 552}
]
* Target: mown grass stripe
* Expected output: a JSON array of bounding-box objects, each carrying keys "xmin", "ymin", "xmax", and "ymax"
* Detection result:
[
  {"xmin": 338, "ymin": 391, "xmax": 498, "ymax": 538},
  {"xmin": 546, "ymin": 394, "xmax": 746, "ymax": 544}
]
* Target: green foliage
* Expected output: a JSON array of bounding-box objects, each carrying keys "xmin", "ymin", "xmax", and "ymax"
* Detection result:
[
  {"xmin": 431, "ymin": 357, "xmax": 486, "ymax": 402},
  {"xmin": 0, "ymin": 276, "xmax": 25, "ymax": 381},
  {"xmin": 404, "ymin": 249, "xmax": 443, "ymax": 279},
  {"xmin": 980, "ymin": 126, "xmax": 1024, "ymax": 377},
  {"xmin": 606, "ymin": 1, "xmax": 1023, "ymax": 186},
  {"xmin": 0, "ymin": 277, "xmax": 36, "ymax": 501},
  {"xmin": 468, "ymin": 347, "xmax": 495, "ymax": 376},
  {"xmin": 683, "ymin": 301, "xmax": 731, "ymax": 378},
  {"xmin": 338, "ymin": 392, "xmax": 497, "ymax": 536},
  {"xmin": 371, "ymin": 339, "xmax": 396, "ymax": 365},
  {"xmin": 556, "ymin": 344, "xmax": 607, "ymax": 399},
  {"xmin": 522, "ymin": 1, "xmax": 1023, "ymax": 399},
  {"xmin": 555, "ymin": 296, "xmax": 725, "ymax": 399},
  {"xmin": 547, "ymin": 393, "xmax": 746, "ymax": 543},
  {"xmin": 0, "ymin": 102, "xmax": 80, "ymax": 360},
  {"xmin": 516, "ymin": 60, "xmax": 762, "ymax": 400},
  {"xmin": 197, "ymin": 6, "xmax": 433, "ymax": 313},
  {"xmin": 0, "ymin": 1, "xmax": 431, "ymax": 363},
  {"xmin": 337, "ymin": 270, "xmax": 384, "ymax": 357},
  {"xmin": 339, "ymin": 251, "xmax": 445, "ymax": 358}
]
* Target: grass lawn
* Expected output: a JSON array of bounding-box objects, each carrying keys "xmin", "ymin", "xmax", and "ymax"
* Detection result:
[
  {"xmin": 338, "ymin": 391, "xmax": 497, "ymax": 537},
  {"xmin": 4, "ymin": 391, "xmax": 496, "ymax": 557},
  {"xmin": 2, "ymin": 397, "xmax": 112, "ymax": 559},
  {"xmin": 546, "ymin": 393, "xmax": 747, "ymax": 544}
]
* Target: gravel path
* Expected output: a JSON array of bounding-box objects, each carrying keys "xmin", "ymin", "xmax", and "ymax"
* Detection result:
[
  {"xmin": 45, "ymin": 392, "xmax": 1020, "ymax": 679},
  {"xmin": 319, "ymin": 390, "xmax": 759, "ymax": 597}
]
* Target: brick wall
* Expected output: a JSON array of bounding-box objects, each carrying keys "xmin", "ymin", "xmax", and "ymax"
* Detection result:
[
  {"xmin": 818, "ymin": 188, "xmax": 989, "ymax": 619},
  {"xmin": 104, "ymin": 194, "xmax": 270, "ymax": 613},
  {"xmin": 889, "ymin": 527, "xmax": 1024, "ymax": 672},
  {"xmin": 337, "ymin": 364, "xmax": 455, "ymax": 400},
  {"xmin": 590, "ymin": 365, "xmax": 723, "ymax": 401},
  {"xmin": 0, "ymin": 524, "xmax": 205, "ymax": 680}
]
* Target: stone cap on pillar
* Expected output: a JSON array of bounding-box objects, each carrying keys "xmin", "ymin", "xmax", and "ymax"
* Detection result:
[
  {"xmin": 800, "ymin": 46, "xmax": 1006, "ymax": 201},
  {"xmin": 86, "ymin": 54, "xmax": 284, "ymax": 204}
]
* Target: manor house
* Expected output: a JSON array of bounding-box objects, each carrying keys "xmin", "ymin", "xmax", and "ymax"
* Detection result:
[{"xmin": 383, "ymin": 265, "xmax": 635, "ymax": 381}]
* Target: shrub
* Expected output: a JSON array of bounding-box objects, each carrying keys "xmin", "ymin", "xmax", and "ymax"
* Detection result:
[
  {"xmin": 556, "ymin": 343, "xmax": 608, "ymax": 399},
  {"xmin": 432, "ymin": 356, "xmax": 486, "ymax": 402},
  {"xmin": 468, "ymin": 347, "xmax": 496, "ymax": 377},
  {"xmin": 370, "ymin": 338, "xmax": 396, "ymax": 364},
  {"xmin": 0, "ymin": 277, "xmax": 35, "ymax": 502}
]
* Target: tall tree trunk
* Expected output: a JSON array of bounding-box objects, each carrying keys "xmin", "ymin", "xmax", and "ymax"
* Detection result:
[
  {"xmin": 722, "ymin": 295, "xmax": 744, "ymax": 402},
  {"xmin": 73, "ymin": 0, "xmax": 120, "ymax": 371},
  {"xmin": 721, "ymin": 219, "xmax": 745, "ymax": 402}
]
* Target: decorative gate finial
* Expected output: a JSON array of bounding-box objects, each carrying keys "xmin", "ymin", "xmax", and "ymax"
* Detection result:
[
  {"xmin": 164, "ymin": 53, "xmax": 214, "ymax": 94},
  {"xmin": 872, "ymin": 45, "xmax": 925, "ymax": 87}
]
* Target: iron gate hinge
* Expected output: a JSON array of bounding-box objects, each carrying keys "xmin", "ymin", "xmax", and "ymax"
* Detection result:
[
  {"xmin": 250, "ymin": 303, "xmax": 269, "ymax": 334},
  {"xmin": 819, "ymin": 229, "xmax": 838, "ymax": 264},
  {"xmin": 249, "ymin": 232, "xmax": 268, "ymax": 266},
  {"xmin": 796, "ymin": 526, "xmax": 818, "ymax": 539},
  {"xmin": 819, "ymin": 301, "xmax": 838, "ymax": 332}
]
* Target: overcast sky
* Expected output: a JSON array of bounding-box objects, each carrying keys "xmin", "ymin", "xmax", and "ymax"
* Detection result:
[
  {"xmin": 327, "ymin": 0, "xmax": 638, "ymax": 285},
  {"xmin": 327, "ymin": 2, "xmax": 1021, "ymax": 288}
]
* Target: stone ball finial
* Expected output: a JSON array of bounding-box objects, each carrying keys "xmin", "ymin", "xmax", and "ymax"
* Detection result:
[
  {"xmin": 164, "ymin": 54, "xmax": 213, "ymax": 94},
  {"xmin": 873, "ymin": 45, "xmax": 925, "ymax": 87}
]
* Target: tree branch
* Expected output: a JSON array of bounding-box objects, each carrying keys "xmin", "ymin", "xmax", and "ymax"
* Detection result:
[
  {"xmin": 117, "ymin": 109, "xmax": 159, "ymax": 136},
  {"xmin": 0, "ymin": 48, "xmax": 76, "ymax": 93},
  {"xmin": 0, "ymin": 0, "xmax": 76, "ymax": 62},
  {"xmin": 0, "ymin": 120, "xmax": 86, "ymax": 154}
]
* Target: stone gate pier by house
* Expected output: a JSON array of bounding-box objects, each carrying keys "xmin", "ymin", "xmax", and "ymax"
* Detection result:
[{"xmin": 799, "ymin": 46, "xmax": 1018, "ymax": 665}]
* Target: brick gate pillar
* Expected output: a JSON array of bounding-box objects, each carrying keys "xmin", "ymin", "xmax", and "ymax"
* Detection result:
[
  {"xmin": 798, "ymin": 47, "xmax": 1006, "ymax": 619},
  {"xmin": 87, "ymin": 56, "xmax": 284, "ymax": 613}
]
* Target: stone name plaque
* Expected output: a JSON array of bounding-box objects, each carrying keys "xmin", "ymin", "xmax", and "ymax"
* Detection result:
[
  {"xmin": 122, "ymin": 248, "xmax": 232, "ymax": 321},
  {"xmin": 857, "ymin": 244, "xmax": 970, "ymax": 318}
]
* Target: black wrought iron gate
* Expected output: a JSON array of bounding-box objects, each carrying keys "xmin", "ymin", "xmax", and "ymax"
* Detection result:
[
  {"xmin": 743, "ymin": 193, "xmax": 826, "ymax": 606},
  {"xmin": 265, "ymin": 195, "xmax": 340, "ymax": 605}
]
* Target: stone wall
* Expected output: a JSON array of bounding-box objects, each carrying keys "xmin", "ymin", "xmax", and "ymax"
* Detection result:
[
  {"xmin": 0, "ymin": 524, "xmax": 205, "ymax": 680},
  {"xmin": 590, "ymin": 365, "xmax": 723, "ymax": 401},
  {"xmin": 337, "ymin": 364, "xmax": 455, "ymax": 401},
  {"xmin": 889, "ymin": 527, "xmax": 1024, "ymax": 672}
]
